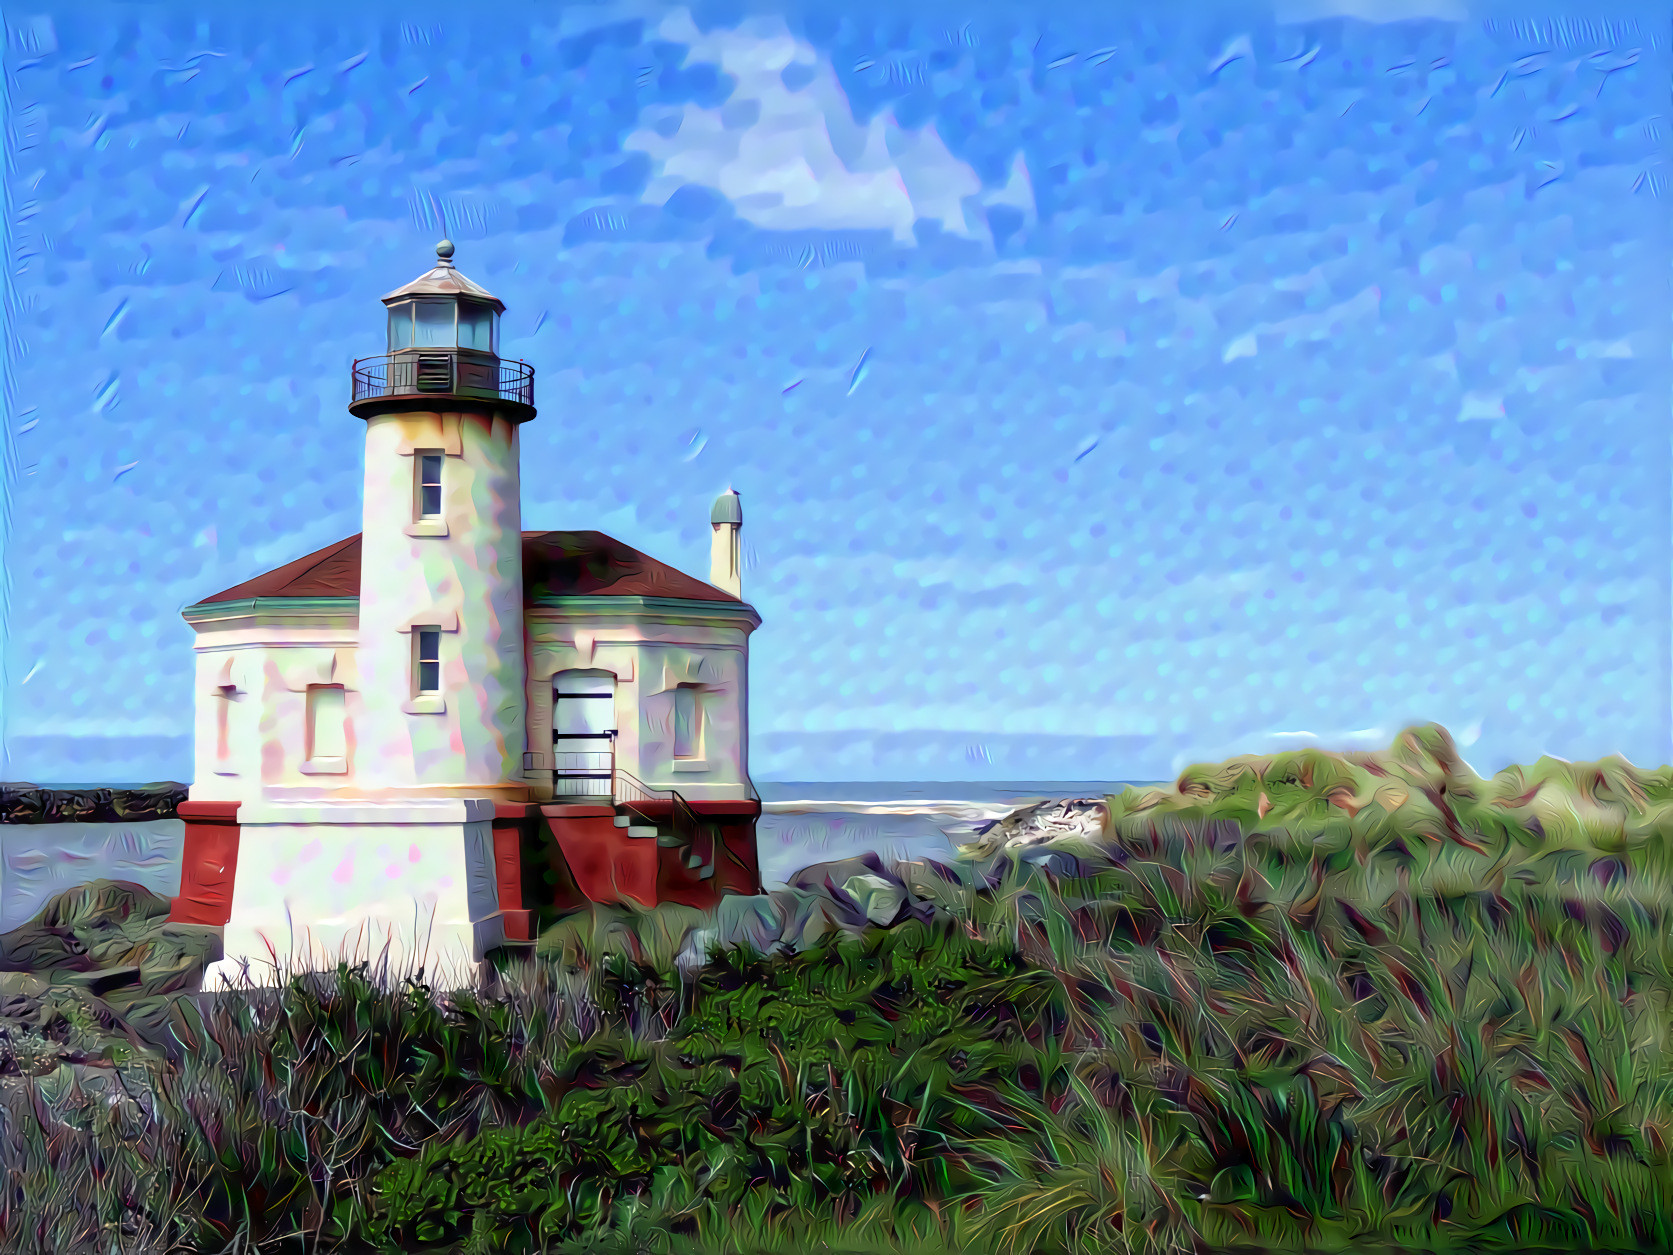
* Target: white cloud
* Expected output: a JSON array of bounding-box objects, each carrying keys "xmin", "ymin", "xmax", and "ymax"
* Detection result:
[
  {"xmin": 1425, "ymin": 350, "xmax": 1459, "ymax": 379},
  {"xmin": 625, "ymin": 10, "xmax": 1020, "ymax": 245}
]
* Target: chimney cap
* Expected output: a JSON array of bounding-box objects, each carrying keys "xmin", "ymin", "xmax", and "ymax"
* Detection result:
[{"xmin": 710, "ymin": 488, "xmax": 742, "ymax": 525}]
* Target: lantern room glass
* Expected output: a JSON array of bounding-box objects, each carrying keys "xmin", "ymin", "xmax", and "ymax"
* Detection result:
[
  {"xmin": 385, "ymin": 298, "xmax": 499, "ymax": 354},
  {"xmin": 387, "ymin": 303, "xmax": 412, "ymax": 350},
  {"xmin": 413, "ymin": 300, "xmax": 453, "ymax": 347},
  {"xmin": 459, "ymin": 303, "xmax": 496, "ymax": 353}
]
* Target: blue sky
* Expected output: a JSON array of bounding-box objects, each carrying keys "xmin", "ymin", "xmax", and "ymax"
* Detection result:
[{"xmin": 1, "ymin": 1, "xmax": 1668, "ymax": 784}]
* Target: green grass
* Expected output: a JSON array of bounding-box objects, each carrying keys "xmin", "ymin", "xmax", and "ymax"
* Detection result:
[{"xmin": 8, "ymin": 724, "xmax": 1673, "ymax": 1253}]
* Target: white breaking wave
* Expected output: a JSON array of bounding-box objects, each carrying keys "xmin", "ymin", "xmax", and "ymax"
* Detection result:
[{"xmin": 762, "ymin": 799, "xmax": 1026, "ymax": 820}]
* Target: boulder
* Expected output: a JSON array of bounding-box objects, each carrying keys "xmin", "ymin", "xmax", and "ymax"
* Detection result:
[
  {"xmin": 786, "ymin": 851, "xmax": 900, "ymax": 893},
  {"xmin": 959, "ymin": 798, "xmax": 1110, "ymax": 857},
  {"xmin": 840, "ymin": 873, "xmax": 911, "ymax": 928}
]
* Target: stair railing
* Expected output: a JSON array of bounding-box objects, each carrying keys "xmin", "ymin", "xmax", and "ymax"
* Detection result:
[{"xmin": 613, "ymin": 769, "xmax": 718, "ymax": 878}]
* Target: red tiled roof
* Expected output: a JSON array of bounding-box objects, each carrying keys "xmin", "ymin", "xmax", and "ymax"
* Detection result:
[
  {"xmin": 198, "ymin": 534, "xmax": 363, "ymax": 602},
  {"xmin": 193, "ymin": 532, "xmax": 740, "ymax": 606}
]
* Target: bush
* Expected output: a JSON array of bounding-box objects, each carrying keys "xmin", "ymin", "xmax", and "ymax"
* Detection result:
[{"xmin": 13, "ymin": 725, "xmax": 1673, "ymax": 1253}]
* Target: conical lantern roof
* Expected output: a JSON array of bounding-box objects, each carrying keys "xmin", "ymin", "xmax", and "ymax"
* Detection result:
[{"xmin": 379, "ymin": 239, "xmax": 506, "ymax": 312}]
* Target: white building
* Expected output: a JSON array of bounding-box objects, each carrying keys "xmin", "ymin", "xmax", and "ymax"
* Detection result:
[{"xmin": 172, "ymin": 242, "xmax": 763, "ymax": 987}]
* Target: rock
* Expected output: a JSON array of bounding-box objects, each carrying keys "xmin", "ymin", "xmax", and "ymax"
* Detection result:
[
  {"xmin": 0, "ymin": 781, "xmax": 187, "ymax": 824},
  {"xmin": 714, "ymin": 894, "xmax": 787, "ymax": 951},
  {"xmin": 841, "ymin": 873, "xmax": 910, "ymax": 928},
  {"xmin": 796, "ymin": 899, "xmax": 847, "ymax": 949},
  {"xmin": 0, "ymin": 878, "xmax": 217, "ymax": 1074},
  {"xmin": 41, "ymin": 880, "xmax": 170, "ymax": 931},
  {"xmin": 786, "ymin": 851, "xmax": 899, "ymax": 894},
  {"xmin": 674, "ymin": 928, "xmax": 718, "ymax": 983},
  {"xmin": 1, "ymin": 880, "xmax": 170, "ymax": 973},
  {"xmin": 958, "ymin": 798, "xmax": 1110, "ymax": 857},
  {"xmin": 109, "ymin": 781, "xmax": 190, "ymax": 822},
  {"xmin": 673, "ymin": 894, "xmax": 789, "ymax": 979}
]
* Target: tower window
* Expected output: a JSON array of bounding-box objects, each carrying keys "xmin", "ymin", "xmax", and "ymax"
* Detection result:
[
  {"xmin": 417, "ymin": 452, "xmax": 443, "ymax": 518},
  {"xmin": 416, "ymin": 628, "xmax": 441, "ymax": 694},
  {"xmin": 673, "ymin": 685, "xmax": 701, "ymax": 759}
]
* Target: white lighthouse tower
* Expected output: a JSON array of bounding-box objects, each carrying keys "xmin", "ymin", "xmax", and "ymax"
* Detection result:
[
  {"xmin": 205, "ymin": 242, "xmax": 536, "ymax": 987},
  {"xmin": 350, "ymin": 239, "xmax": 531, "ymax": 798}
]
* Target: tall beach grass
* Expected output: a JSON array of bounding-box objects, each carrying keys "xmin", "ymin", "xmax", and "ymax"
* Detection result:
[{"xmin": 5, "ymin": 725, "xmax": 1673, "ymax": 1253}]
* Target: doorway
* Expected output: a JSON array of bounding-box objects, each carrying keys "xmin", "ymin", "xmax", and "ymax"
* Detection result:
[{"xmin": 552, "ymin": 670, "xmax": 616, "ymax": 798}]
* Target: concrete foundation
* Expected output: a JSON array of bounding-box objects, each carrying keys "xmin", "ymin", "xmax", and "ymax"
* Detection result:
[{"xmin": 204, "ymin": 797, "xmax": 502, "ymax": 990}]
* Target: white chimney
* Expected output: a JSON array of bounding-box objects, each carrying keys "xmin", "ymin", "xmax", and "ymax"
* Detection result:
[{"xmin": 709, "ymin": 488, "xmax": 742, "ymax": 598}]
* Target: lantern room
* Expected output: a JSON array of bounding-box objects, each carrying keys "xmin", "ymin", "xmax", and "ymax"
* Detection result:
[
  {"xmin": 384, "ymin": 240, "xmax": 501, "ymax": 354},
  {"xmin": 348, "ymin": 239, "xmax": 535, "ymax": 422}
]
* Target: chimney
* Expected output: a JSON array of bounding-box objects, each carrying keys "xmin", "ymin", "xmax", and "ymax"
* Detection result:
[{"xmin": 709, "ymin": 489, "xmax": 742, "ymax": 598}]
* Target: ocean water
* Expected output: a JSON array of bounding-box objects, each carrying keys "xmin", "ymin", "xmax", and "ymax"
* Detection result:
[
  {"xmin": 5, "ymin": 779, "xmax": 1159, "ymax": 897},
  {"xmin": 753, "ymin": 780, "xmax": 1159, "ymax": 889}
]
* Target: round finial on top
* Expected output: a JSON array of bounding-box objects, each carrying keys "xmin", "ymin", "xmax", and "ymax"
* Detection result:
[{"xmin": 435, "ymin": 239, "xmax": 455, "ymax": 260}]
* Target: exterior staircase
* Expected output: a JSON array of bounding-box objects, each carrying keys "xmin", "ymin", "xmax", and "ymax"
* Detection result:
[{"xmin": 612, "ymin": 769, "xmax": 719, "ymax": 882}]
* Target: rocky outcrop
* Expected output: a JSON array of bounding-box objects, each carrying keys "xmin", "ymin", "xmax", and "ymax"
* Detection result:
[
  {"xmin": 0, "ymin": 881, "xmax": 220, "ymax": 1069},
  {"xmin": 956, "ymin": 797, "xmax": 1110, "ymax": 858},
  {"xmin": 0, "ymin": 782, "xmax": 189, "ymax": 824}
]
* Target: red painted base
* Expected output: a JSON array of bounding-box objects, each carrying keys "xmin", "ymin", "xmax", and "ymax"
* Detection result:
[
  {"xmin": 165, "ymin": 796, "xmax": 762, "ymax": 944},
  {"xmin": 169, "ymin": 800, "xmax": 242, "ymax": 926},
  {"xmin": 539, "ymin": 804, "xmax": 658, "ymax": 908}
]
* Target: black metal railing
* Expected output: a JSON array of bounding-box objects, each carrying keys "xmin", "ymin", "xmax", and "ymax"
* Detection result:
[
  {"xmin": 614, "ymin": 768, "xmax": 720, "ymax": 881},
  {"xmin": 351, "ymin": 351, "xmax": 534, "ymax": 407},
  {"xmin": 552, "ymin": 728, "xmax": 615, "ymax": 798}
]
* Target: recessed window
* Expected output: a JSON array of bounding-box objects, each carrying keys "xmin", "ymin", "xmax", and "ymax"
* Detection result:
[
  {"xmin": 417, "ymin": 452, "xmax": 443, "ymax": 519},
  {"xmin": 416, "ymin": 628, "xmax": 441, "ymax": 694},
  {"xmin": 215, "ymin": 684, "xmax": 237, "ymax": 763},
  {"xmin": 306, "ymin": 685, "xmax": 346, "ymax": 761},
  {"xmin": 673, "ymin": 685, "xmax": 701, "ymax": 759}
]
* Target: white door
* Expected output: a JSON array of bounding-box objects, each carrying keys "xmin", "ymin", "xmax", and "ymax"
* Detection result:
[{"xmin": 552, "ymin": 670, "xmax": 616, "ymax": 797}]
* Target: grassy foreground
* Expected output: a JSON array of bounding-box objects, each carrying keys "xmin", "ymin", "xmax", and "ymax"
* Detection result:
[{"xmin": 7, "ymin": 723, "xmax": 1673, "ymax": 1253}]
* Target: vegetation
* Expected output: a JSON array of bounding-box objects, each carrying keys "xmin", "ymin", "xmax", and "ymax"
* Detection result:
[{"xmin": 7, "ymin": 724, "xmax": 1673, "ymax": 1253}]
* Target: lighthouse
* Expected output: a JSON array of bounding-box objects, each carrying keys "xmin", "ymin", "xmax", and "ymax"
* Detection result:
[
  {"xmin": 194, "ymin": 242, "xmax": 539, "ymax": 986},
  {"xmin": 348, "ymin": 239, "xmax": 533, "ymax": 798},
  {"xmin": 176, "ymin": 241, "xmax": 765, "ymax": 990}
]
